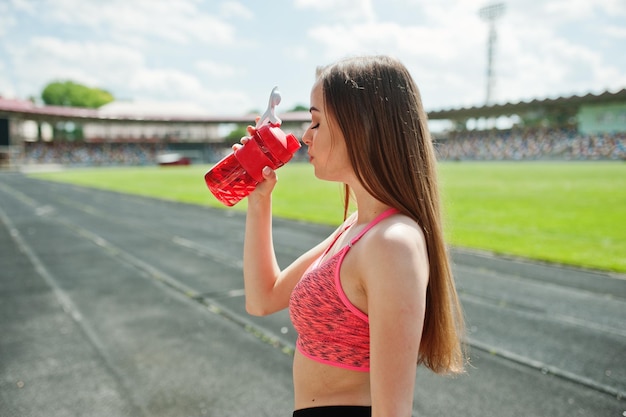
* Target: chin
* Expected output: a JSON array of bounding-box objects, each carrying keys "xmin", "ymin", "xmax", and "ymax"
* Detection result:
[{"xmin": 312, "ymin": 168, "xmax": 326, "ymax": 180}]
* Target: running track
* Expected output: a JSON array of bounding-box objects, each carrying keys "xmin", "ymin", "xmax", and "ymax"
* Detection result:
[{"xmin": 1, "ymin": 172, "xmax": 624, "ymax": 417}]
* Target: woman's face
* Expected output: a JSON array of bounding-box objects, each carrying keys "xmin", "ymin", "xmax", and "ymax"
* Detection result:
[{"xmin": 302, "ymin": 81, "xmax": 352, "ymax": 182}]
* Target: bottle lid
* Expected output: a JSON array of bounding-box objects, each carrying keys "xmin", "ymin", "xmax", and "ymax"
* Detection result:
[
  {"xmin": 256, "ymin": 86, "xmax": 282, "ymax": 128},
  {"xmin": 257, "ymin": 125, "xmax": 292, "ymax": 161}
]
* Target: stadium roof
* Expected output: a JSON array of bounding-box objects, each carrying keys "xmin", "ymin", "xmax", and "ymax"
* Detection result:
[
  {"xmin": 0, "ymin": 97, "xmax": 313, "ymax": 125},
  {"xmin": 0, "ymin": 98, "xmax": 266, "ymax": 124},
  {"xmin": 1, "ymin": 88, "xmax": 625, "ymax": 124},
  {"xmin": 0, "ymin": 97, "xmax": 99, "ymax": 120},
  {"xmin": 427, "ymin": 88, "xmax": 626, "ymax": 120}
]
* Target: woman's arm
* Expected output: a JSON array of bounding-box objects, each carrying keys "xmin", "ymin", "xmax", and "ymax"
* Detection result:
[
  {"xmin": 242, "ymin": 177, "xmax": 281, "ymax": 316},
  {"xmin": 242, "ymin": 167, "xmax": 338, "ymax": 316},
  {"xmin": 363, "ymin": 219, "xmax": 429, "ymax": 417}
]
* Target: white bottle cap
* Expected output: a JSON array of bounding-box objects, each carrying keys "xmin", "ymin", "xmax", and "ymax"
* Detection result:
[{"xmin": 256, "ymin": 86, "xmax": 282, "ymax": 128}]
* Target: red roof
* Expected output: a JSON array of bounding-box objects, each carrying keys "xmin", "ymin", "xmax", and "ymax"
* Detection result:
[
  {"xmin": 2, "ymin": 88, "xmax": 624, "ymax": 124},
  {"xmin": 0, "ymin": 97, "xmax": 310, "ymax": 124},
  {"xmin": 0, "ymin": 97, "xmax": 100, "ymax": 118}
]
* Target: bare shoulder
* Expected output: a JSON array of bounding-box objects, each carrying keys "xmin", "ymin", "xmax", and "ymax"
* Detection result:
[
  {"xmin": 368, "ymin": 214, "xmax": 426, "ymax": 256},
  {"xmin": 359, "ymin": 215, "xmax": 430, "ymax": 311}
]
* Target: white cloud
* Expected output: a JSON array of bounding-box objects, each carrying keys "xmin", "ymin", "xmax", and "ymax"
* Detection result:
[
  {"xmin": 543, "ymin": 0, "xmax": 597, "ymax": 20},
  {"xmin": 8, "ymin": 0, "xmax": 35, "ymax": 13},
  {"xmin": 130, "ymin": 68, "xmax": 203, "ymax": 96},
  {"xmin": 489, "ymin": 1, "xmax": 626, "ymax": 101},
  {"xmin": 126, "ymin": 68, "xmax": 254, "ymax": 114},
  {"xmin": 304, "ymin": 16, "xmax": 486, "ymax": 107},
  {"xmin": 308, "ymin": 21, "xmax": 481, "ymax": 63},
  {"xmin": 543, "ymin": 0, "xmax": 626, "ymax": 19},
  {"xmin": 603, "ymin": 0, "xmax": 626, "ymax": 15},
  {"xmin": 220, "ymin": 1, "xmax": 254, "ymax": 20},
  {"xmin": 195, "ymin": 60, "xmax": 246, "ymax": 78},
  {"xmin": 294, "ymin": 0, "xmax": 376, "ymax": 22},
  {"xmin": 282, "ymin": 45, "xmax": 310, "ymax": 62},
  {"xmin": 1, "ymin": 0, "xmax": 624, "ymax": 114},
  {"xmin": 194, "ymin": 90, "xmax": 253, "ymax": 115},
  {"xmin": 0, "ymin": 60, "xmax": 16, "ymax": 98},
  {"xmin": 9, "ymin": 37, "xmax": 145, "ymax": 89},
  {"xmin": 604, "ymin": 24, "xmax": 626, "ymax": 39},
  {"xmin": 41, "ymin": 0, "xmax": 237, "ymax": 46},
  {"xmin": 99, "ymin": 100, "xmax": 209, "ymax": 117},
  {"xmin": 0, "ymin": 3, "xmax": 17, "ymax": 37}
]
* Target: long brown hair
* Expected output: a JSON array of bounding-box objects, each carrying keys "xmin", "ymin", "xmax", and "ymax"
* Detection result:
[{"xmin": 318, "ymin": 55, "xmax": 465, "ymax": 374}]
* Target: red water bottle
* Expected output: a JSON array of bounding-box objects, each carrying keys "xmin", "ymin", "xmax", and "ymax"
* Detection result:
[{"xmin": 204, "ymin": 87, "xmax": 301, "ymax": 206}]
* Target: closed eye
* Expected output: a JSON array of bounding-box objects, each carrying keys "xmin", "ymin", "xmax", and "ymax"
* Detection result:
[{"xmin": 310, "ymin": 123, "xmax": 320, "ymax": 129}]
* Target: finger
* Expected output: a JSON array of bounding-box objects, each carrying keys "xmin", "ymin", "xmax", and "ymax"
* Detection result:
[{"xmin": 262, "ymin": 166, "xmax": 277, "ymax": 181}]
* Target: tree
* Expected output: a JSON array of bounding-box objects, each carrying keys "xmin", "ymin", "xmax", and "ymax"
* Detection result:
[
  {"xmin": 224, "ymin": 125, "xmax": 249, "ymax": 144},
  {"xmin": 41, "ymin": 80, "xmax": 114, "ymax": 108},
  {"xmin": 290, "ymin": 104, "xmax": 308, "ymax": 112}
]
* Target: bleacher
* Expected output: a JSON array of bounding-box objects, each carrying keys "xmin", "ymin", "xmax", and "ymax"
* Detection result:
[
  {"xmin": 19, "ymin": 141, "xmax": 232, "ymax": 167},
  {"xmin": 17, "ymin": 128, "xmax": 625, "ymax": 167},
  {"xmin": 3, "ymin": 89, "xmax": 625, "ymax": 167},
  {"xmin": 435, "ymin": 128, "xmax": 626, "ymax": 161}
]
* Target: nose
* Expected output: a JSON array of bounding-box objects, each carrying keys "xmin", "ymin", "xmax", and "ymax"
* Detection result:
[{"xmin": 301, "ymin": 127, "xmax": 312, "ymax": 146}]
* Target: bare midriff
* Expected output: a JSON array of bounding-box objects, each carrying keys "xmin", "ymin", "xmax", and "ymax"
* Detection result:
[{"xmin": 293, "ymin": 349, "xmax": 371, "ymax": 410}]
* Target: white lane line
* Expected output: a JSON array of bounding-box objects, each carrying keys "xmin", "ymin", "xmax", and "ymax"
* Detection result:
[{"xmin": 0, "ymin": 204, "xmax": 152, "ymax": 417}]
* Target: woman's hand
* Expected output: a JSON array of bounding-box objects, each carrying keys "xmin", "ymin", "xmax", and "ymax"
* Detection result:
[
  {"xmin": 231, "ymin": 119, "xmax": 260, "ymax": 151},
  {"xmin": 234, "ymin": 123, "xmax": 278, "ymax": 202},
  {"xmin": 231, "ymin": 126, "xmax": 253, "ymax": 152},
  {"xmin": 251, "ymin": 166, "xmax": 277, "ymax": 200}
]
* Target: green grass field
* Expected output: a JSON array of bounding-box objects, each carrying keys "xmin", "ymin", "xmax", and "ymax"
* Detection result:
[{"xmin": 29, "ymin": 161, "xmax": 626, "ymax": 273}]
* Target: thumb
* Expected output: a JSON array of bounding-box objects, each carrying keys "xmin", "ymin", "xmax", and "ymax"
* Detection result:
[
  {"xmin": 262, "ymin": 166, "xmax": 276, "ymax": 180},
  {"xmin": 251, "ymin": 166, "xmax": 278, "ymax": 198}
]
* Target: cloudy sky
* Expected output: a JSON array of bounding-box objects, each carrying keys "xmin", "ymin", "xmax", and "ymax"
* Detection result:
[{"xmin": 1, "ymin": 0, "xmax": 625, "ymax": 116}]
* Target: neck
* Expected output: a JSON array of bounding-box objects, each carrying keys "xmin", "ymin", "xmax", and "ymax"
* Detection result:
[{"xmin": 350, "ymin": 183, "xmax": 392, "ymax": 225}]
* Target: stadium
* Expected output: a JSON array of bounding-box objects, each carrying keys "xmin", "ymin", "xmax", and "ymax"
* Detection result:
[
  {"xmin": 0, "ymin": 2, "xmax": 626, "ymax": 417},
  {"xmin": 1, "ymin": 87, "xmax": 625, "ymax": 169},
  {"xmin": 1, "ymin": 88, "xmax": 625, "ymax": 415}
]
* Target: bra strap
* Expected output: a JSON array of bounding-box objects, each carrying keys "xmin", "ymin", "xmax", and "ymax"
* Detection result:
[
  {"xmin": 319, "ymin": 216, "xmax": 357, "ymax": 259},
  {"xmin": 349, "ymin": 208, "xmax": 400, "ymax": 247}
]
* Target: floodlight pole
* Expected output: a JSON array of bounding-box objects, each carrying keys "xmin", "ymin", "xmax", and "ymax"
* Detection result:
[{"xmin": 479, "ymin": 3, "xmax": 505, "ymax": 105}]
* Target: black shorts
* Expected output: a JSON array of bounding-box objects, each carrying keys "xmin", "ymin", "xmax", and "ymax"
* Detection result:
[{"xmin": 293, "ymin": 405, "xmax": 372, "ymax": 417}]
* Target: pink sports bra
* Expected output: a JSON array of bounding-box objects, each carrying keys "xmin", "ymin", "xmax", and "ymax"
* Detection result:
[{"xmin": 289, "ymin": 208, "xmax": 399, "ymax": 371}]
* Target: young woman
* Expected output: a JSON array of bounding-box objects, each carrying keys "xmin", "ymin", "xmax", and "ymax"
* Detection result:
[{"xmin": 241, "ymin": 55, "xmax": 465, "ymax": 417}]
